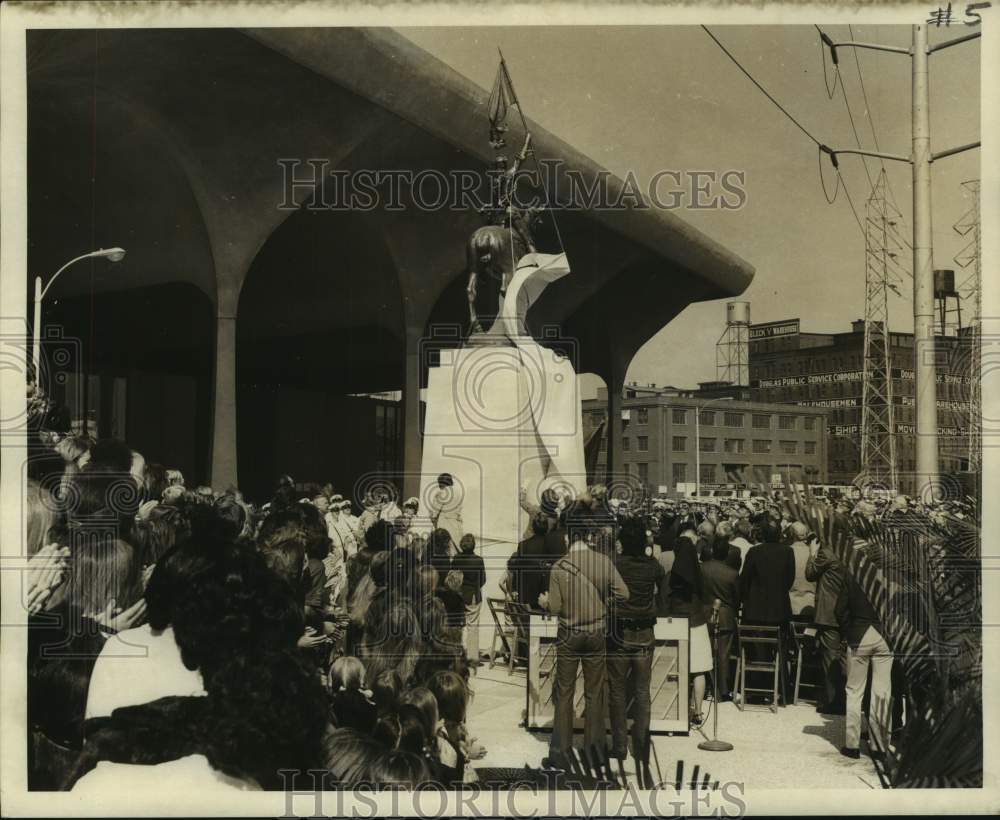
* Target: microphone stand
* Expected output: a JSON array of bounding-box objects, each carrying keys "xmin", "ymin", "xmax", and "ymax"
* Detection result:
[{"xmin": 698, "ymin": 600, "xmax": 734, "ymax": 752}]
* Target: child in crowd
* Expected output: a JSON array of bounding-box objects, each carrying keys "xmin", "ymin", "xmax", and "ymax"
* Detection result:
[
  {"xmin": 329, "ymin": 656, "xmax": 376, "ymax": 734},
  {"xmin": 427, "ymin": 670, "xmax": 486, "ymax": 773}
]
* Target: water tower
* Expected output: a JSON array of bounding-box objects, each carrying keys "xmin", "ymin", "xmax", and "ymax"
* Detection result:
[
  {"xmin": 716, "ymin": 301, "xmax": 750, "ymax": 386},
  {"xmin": 934, "ymin": 268, "xmax": 962, "ymax": 336}
]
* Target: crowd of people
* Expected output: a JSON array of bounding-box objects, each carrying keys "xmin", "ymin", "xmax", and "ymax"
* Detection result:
[
  {"xmin": 23, "ymin": 402, "xmax": 974, "ymax": 790},
  {"xmin": 504, "ymin": 486, "xmax": 974, "ymax": 769},
  {"xmin": 25, "ymin": 428, "xmax": 492, "ymax": 792}
]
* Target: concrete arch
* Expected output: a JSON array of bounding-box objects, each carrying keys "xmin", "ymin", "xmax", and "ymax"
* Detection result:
[{"xmin": 235, "ymin": 207, "xmax": 407, "ymax": 499}]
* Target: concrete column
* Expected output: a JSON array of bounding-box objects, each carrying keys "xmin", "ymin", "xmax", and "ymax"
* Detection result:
[
  {"xmin": 402, "ymin": 326, "xmax": 423, "ymax": 499},
  {"xmin": 209, "ymin": 293, "xmax": 238, "ymax": 490},
  {"xmin": 606, "ymin": 363, "xmax": 625, "ymax": 484}
]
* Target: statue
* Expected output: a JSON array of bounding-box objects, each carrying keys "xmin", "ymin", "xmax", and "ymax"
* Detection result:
[{"xmin": 420, "ymin": 52, "xmax": 585, "ymax": 546}]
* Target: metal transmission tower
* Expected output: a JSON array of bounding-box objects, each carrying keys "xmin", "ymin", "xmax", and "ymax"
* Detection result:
[
  {"xmin": 954, "ymin": 179, "xmax": 981, "ymax": 469},
  {"xmin": 860, "ymin": 170, "xmax": 901, "ymax": 492}
]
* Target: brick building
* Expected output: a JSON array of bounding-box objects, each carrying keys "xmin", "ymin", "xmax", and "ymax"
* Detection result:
[
  {"xmin": 583, "ymin": 385, "xmax": 829, "ymax": 496},
  {"xmin": 747, "ymin": 318, "xmax": 975, "ymax": 494}
]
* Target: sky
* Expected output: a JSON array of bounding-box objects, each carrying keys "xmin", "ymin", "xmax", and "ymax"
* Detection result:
[{"xmin": 398, "ymin": 24, "xmax": 981, "ymax": 397}]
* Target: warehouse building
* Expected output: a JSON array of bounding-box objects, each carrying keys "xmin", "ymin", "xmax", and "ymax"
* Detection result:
[
  {"xmin": 583, "ymin": 385, "xmax": 829, "ymax": 496},
  {"xmin": 747, "ymin": 318, "xmax": 975, "ymax": 494}
]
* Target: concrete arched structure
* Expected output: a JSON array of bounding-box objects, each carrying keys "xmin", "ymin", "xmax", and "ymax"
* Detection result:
[{"xmin": 28, "ymin": 26, "xmax": 755, "ymax": 495}]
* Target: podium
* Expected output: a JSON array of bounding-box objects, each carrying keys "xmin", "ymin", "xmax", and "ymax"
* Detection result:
[{"xmin": 526, "ymin": 615, "xmax": 690, "ymax": 734}]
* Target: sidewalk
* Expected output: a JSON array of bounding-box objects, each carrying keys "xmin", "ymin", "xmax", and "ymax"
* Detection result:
[{"xmin": 465, "ymin": 664, "xmax": 881, "ymax": 790}]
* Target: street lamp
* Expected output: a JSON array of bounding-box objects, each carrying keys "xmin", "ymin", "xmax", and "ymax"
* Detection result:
[
  {"xmin": 32, "ymin": 248, "xmax": 126, "ymax": 382},
  {"xmin": 693, "ymin": 395, "xmax": 735, "ymax": 498}
]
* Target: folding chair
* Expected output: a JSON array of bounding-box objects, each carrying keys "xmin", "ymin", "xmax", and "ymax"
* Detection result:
[
  {"xmin": 734, "ymin": 624, "xmax": 787, "ymax": 713},
  {"xmin": 502, "ymin": 599, "xmax": 531, "ymax": 675},
  {"xmin": 486, "ymin": 597, "xmax": 516, "ymax": 669},
  {"xmin": 790, "ymin": 621, "xmax": 822, "ymax": 704}
]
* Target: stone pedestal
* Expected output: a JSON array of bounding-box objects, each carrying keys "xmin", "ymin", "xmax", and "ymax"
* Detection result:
[{"xmin": 420, "ymin": 339, "xmax": 586, "ymax": 545}]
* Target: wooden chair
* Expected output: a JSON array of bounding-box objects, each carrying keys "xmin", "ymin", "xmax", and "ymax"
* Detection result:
[
  {"xmin": 790, "ymin": 621, "xmax": 822, "ymax": 704},
  {"xmin": 485, "ymin": 597, "xmax": 516, "ymax": 669},
  {"xmin": 734, "ymin": 624, "xmax": 787, "ymax": 713},
  {"xmin": 502, "ymin": 598, "xmax": 532, "ymax": 675}
]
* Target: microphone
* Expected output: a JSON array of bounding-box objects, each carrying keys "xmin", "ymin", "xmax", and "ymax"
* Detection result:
[{"xmin": 698, "ymin": 596, "xmax": 733, "ymax": 752}]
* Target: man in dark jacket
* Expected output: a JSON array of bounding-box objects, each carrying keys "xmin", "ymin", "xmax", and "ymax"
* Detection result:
[
  {"xmin": 507, "ymin": 513, "xmax": 552, "ymax": 612},
  {"xmin": 452, "ymin": 534, "xmax": 487, "ymax": 664},
  {"xmin": 806, "ymin": 544, "xmax": 847, "ymax": 714},
  {"xmin": 700, "ymin": 539, "xmax": 740, "ymax": 701},
  {"xmin": 739, "ymin": 518, "xmax": 795, "ymax": 699},
  {"xmin": 607, "ymin": 517, "xmax": 665, "ymax": 760},
  {"xmin": 739, "ymin": 518, "xmax": 795, "ymax": 626},
  {"xmin": 835, "ymin": 573, "xmax": 891, "ymax": 759}
]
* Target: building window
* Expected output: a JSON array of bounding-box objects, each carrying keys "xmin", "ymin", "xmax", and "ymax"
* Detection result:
[
  {"xmin": 724, "ymin": 438, "xmax": 745, "ymax": 454},
  {"xmin": 638, "ymin": 463, "xmax": 649, "ymax": 483},
  {"xmin": 752, "ymin": 414, "xmax": 771, "ymax": 430},
  {"xmin": 622, "ymin": 437, "xmax": 631, "ymax": 452},
  {"xmin": 672, "ymin": 408, "xmax": 687, "ymax": 425},
  {"xmin": 780, "ymin": 440, "xmax": 798, "ymax": 455},
  {"xmin": 752, "ymin": 439, "xmax": 771, "ymax": 454},
  {"xmin": 698, "ymin": 410, "xmax": 715, "ymax": 426},
  {"xmin": 779, "ymin": 415, "xmax": 796, "ymax": 430},
  {"xmin": 804, "ymin": 416, "xmax": 816, "ymax": 431},
  {"xmin": 672, "ymin": 436, "xmax": 687, "ymax": 452},
  {"xmin": 699, "ymin": 463, "xmax": 716, "ymax": 484},
  {"xmin": 637, "ymin": 435, "xmax": 649, "ymax": 452},
  {"xmin": 804, "ymin": 441, "xmax": 817, "ymax": 455},
  {"xmin": 672, "ymin": 462, "xmax": 687, "ymax": 484},
  {"xmin": 636, "ymin": 407, "xmax": 649, "ymax": 425},
  {"xmin": 699, "ymin": 437, "xmax": 717, "ymax": 453},
  {"xmin": 724, "ymin": 411, "xmax": 744, "ymax": 428}
]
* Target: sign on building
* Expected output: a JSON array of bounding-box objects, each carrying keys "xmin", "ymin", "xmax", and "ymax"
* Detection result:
[{"xmin": 749, "ymin": 319, "xmax": 800, "ymax": 340}]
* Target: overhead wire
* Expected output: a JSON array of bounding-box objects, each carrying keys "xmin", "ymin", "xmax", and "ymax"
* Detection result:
[
  {"xmin": 701, "ymin": 25, "xmax": 823, "ymax": 147},
  {"xmin": 846, "ymin": 23, "xmax": 915, "ymax": 269},
  {"xmin": 817, "ymin": 24, "xmax": 913, "ymax": 286},
  {"xmin": 702, "ymin": 24, "xmax": 873, "ymax": 255}
]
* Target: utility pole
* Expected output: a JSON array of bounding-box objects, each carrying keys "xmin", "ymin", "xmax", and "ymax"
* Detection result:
[
  {"xmin": 910, "ymin": 23, "xmax": 939, "ymax": 495},
  {"xmin": 820, "ymin": 23, "xmax": 980, "ymax": 500}
]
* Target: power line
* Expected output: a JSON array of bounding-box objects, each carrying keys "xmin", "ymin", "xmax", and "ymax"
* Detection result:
[
  {"xmin": 847, "ymin": 24, "xmax": 912, "ymax": 250},
  {"xmin": 700, "ymin": 26, "xmax": 885, "ymax": 256},
  {"xmin": 701, "ymin": 25, "xmax": 822, "ymax": 147},
  {"xmin": 838, "ymin": 169, "xmax": 866, "ymax": 238},
  {"xmin": 818, "ymin": 25, "xmax": 912, "ymax": 281}
]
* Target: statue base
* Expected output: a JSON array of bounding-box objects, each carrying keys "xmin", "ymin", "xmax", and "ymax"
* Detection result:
[{"xmin": 419, "ymin": 341, "xmax": 586, "ymax": 545}]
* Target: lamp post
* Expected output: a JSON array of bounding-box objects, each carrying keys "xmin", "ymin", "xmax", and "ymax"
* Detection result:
[
  {"xmin": 32, "ymin": 247, "xmax": 126, "ymax": 386},
  {"xmin": 693, "ymin": 395, "xmax": 735, "ymax": 498}
]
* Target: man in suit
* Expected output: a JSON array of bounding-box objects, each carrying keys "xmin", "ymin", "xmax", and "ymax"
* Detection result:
[
  {"xmin": 836, "ymin": 572, "xmax": 892, "ymax": 760},
  {"xmin": 507, "ymin": 513, "xmax": 552, "ymax": 611},
  {"xmin": 739, "ymin": 518, "xmax": 795, "ymax": 626},
  {"xmin": 700, "ymin": 538, "xmax": 741, "ymax": 701},
  {"xmin": 807, "ymin": 543, "xmax": 847, "ymax": 714},
  {"xmin": 739, "ymin": 517, "xmax": 796, "ymax": 699}
]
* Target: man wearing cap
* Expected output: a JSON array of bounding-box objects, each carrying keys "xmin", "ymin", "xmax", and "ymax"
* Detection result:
[
  {"xmin": 787, "ymin": 521, "xmax": 817, "ymax": 621},
  {"xmin": 340, "ymin": 500, "xmax": 362, "ymax": 541},
  {"xmin": 539, "ymin": 504, "xmax": 629, "ymax": 768},
  {"xmin": 392, "ymin": 497, "xmax": 420, "ymax": 549},
  {"xmin": 325, "ymin": 495, "xmax": 357, "ymax": 559}
]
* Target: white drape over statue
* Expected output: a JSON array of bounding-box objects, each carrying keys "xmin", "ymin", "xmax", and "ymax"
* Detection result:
[{"xmin": 420, "ymin": 252, "xmax": 586, "ymax": 545}]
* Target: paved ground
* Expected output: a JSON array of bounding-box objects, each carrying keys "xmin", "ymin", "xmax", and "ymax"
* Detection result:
[{"xmin": 464, "ymin": 663, "xmax": 881, "ymax": 790}]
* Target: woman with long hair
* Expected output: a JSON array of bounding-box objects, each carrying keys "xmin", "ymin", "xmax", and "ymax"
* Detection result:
[{"xmin": 667, "ymin": 532, "xmax": 712, "ymax": 726}]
